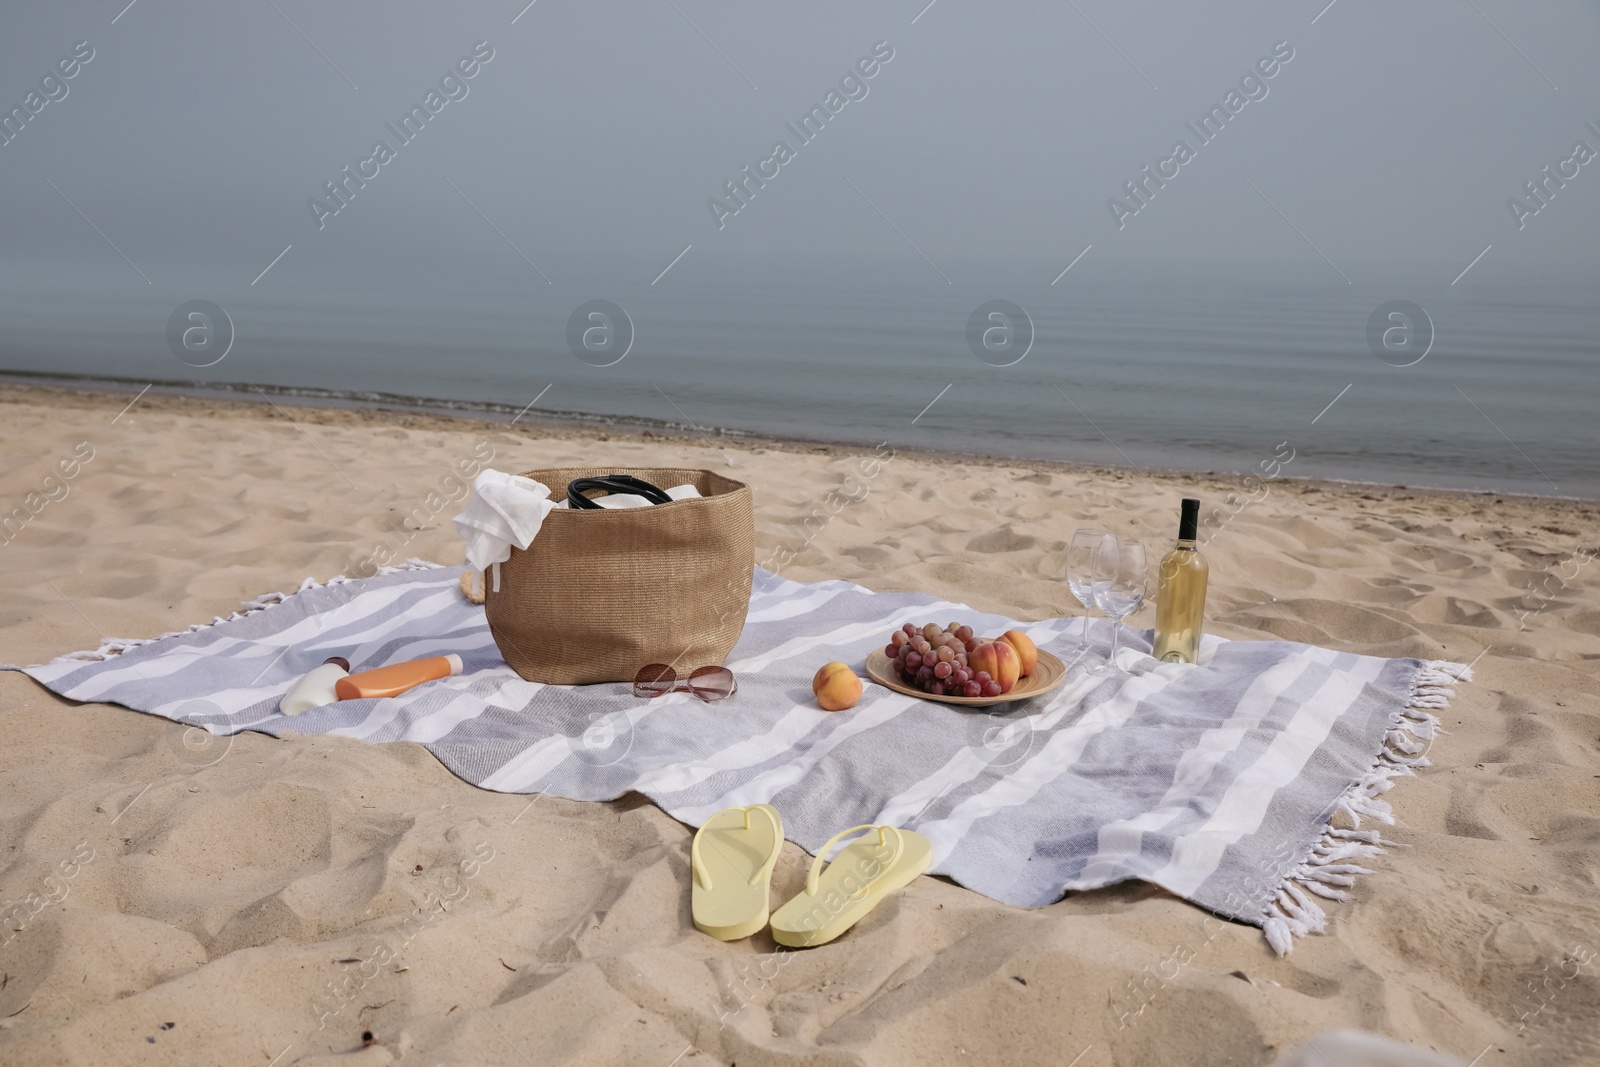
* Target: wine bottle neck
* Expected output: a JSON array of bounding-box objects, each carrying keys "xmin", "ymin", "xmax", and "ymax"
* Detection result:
[{"xmin": 1178, "ymin": 497, "xmax": 1199, "ymax": 542}]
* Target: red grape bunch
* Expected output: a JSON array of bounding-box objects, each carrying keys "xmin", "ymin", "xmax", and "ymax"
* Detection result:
[{"xmin": 885, "ymin": 622, "xmax": 1003, "ymax": 699}]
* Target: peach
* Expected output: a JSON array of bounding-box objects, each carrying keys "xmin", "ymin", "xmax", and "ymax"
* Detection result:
[
  {"xmin": 969, "ymin": 640, "xmax": 1021, "ymax": 694},
  {"xmin": 998, "ymin": 630, "xmax": 1038, "ymax": 677},
  {"xmin": 812, "ymin": 661, "xmax": 863, "ymax": 711}
]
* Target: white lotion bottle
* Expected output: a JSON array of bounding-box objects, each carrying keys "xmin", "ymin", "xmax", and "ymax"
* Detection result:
[{"xmin": 280, "ymin": 656, "xmax": 351, "ymax": 716}]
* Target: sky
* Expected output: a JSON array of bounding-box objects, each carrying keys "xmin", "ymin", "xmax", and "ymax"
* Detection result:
[{"xmin": 2, "ymin": 0, "xmax": 1598, "ymax": 292}]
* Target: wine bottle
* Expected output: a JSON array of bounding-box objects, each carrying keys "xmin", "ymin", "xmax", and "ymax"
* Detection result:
[{"xmin": 1152, "ymin": 498, "xmax": 1208, "ymax": 663}]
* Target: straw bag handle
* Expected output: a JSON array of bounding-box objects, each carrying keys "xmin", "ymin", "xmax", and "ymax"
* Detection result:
[
  {"xmin": 459, "ymin": 570, "xmax": 486, "ymax": 604},
  {"xmin": 567, "ymin": 474, "xmax": 672, "ymax": 509}
]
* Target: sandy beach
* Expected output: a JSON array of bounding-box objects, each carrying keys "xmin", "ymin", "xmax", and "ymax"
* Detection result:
[{"xmin": 1, "ymin": 382, "xmax": 1596, "ymax": 1067}]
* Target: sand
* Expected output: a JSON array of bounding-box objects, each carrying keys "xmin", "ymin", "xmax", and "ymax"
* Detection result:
[{"xmin": 0, "ymin": 383, "xmax": 1595, "ymax": 1066}]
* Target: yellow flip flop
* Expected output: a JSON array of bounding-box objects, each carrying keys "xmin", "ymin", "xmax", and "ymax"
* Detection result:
[
  {"xmin": 691, "ymin": 804, "xmax": 784, "ymax": 941},
  {"xmin": 770, "ymin": 824, "xmax": 932, "ymax": 948}
]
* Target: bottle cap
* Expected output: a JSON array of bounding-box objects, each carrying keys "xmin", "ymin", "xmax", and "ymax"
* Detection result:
[
  {"xmin": 444, "ymin": 653, "xmax": 464, "ymax": 676},
  {"xmin": 1179, "ymin": 498, "xmax": 1199, "ymax": 541}
]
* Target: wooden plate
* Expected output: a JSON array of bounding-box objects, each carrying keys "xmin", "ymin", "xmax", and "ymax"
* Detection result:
[{"xmin": 864, "ymin": 647, "xmax": 1070, "ymax": 709}]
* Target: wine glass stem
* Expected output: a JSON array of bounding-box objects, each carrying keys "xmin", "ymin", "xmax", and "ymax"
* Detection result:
[{"xmin": 1108, "ymin": 613, "xmax": 1123, "ymax": 665}]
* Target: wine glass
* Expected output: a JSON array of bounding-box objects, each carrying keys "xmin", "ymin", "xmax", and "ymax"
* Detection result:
[
  {"xmin": 1089, "ymin": 539, "xmax": 1147, "ymax": 676},
  {"xmin": 1066, "ymin": 528, "xmax": 1114, "ymax": 662}
]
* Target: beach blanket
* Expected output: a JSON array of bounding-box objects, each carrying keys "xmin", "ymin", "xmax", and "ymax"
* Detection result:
[{"xmin": 9, "ymin": 562, "xmax": 1467, "ymax": 954}]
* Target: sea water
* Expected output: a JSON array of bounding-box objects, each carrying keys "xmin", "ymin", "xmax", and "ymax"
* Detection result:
[{"xmin": 1, "ymin": 257, "xmax": 1594, "ymax": 499}]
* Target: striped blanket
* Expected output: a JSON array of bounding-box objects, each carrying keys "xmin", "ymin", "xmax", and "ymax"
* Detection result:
[{"xmin": 10, "ymin": 562, "xmax": 1467, "ymax": 953}]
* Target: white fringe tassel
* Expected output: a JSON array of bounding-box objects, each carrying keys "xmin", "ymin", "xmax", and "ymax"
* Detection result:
[
  {"xmin": 1260, "ymin": 659, "xmax": 1471, "ymax": 956},
  {"xmin": 53, "ymin": 559, "xmax": 444, "ymax": 664}
]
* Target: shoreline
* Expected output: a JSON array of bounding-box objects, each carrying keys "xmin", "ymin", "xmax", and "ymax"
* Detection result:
[{"xmin": 1, "ymin": 375, "xmax": 1591, "ymax": 509}]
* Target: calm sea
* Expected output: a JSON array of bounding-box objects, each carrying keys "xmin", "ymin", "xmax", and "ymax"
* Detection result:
[{"xmin": 3, "ymin": 257, "xmax": 1595, "ymax": 499}]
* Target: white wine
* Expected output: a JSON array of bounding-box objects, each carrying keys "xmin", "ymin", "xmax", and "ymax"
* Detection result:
[{"xmin": 1152, "ymin": 498, "xmax": 1208, "ymax": 663}]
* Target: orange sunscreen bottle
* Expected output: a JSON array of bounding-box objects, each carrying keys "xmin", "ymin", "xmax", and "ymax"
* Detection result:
[{"xmin": 335, "ymin": 654, "xmax": 463, "ymax": 700}]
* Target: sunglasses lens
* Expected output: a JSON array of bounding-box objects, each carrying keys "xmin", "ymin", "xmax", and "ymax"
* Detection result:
[
  {"xmin": 633, "ymin": 663, "xmax": 676, "ymax": 697},
  {"xmin": 688, "ymin": 666, "xmax": 736, "ymax": 701}
]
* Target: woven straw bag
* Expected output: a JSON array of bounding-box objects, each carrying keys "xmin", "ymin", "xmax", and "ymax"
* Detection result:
[{"xmin": 475, "ymin": 467, "xmax": 753, "ymax": 685}]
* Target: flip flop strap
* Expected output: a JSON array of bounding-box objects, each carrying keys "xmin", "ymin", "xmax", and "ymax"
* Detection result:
[
  {"xmin": 805, "ymin": 824, "xmax": 904, "ymax": 897},
  {"xmin": 743, "ymin": 804, "xmax": 782, "ymax": 886},
  {"xmin": 692, "ymin": 806, "xmax": 780, "ymax": 892}
]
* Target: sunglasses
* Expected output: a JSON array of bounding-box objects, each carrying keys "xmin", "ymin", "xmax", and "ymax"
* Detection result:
[{"xmin": 632, "ymin": 663, "xmax": 737, "ymax": 702}]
